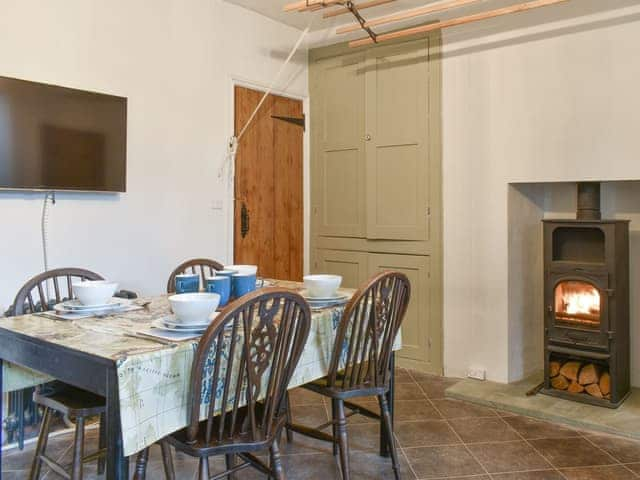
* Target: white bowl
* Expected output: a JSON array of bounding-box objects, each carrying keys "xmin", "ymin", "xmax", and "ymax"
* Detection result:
[
  {"xmin": 73, "ymin": 281, "xmax": 119, "ymax": 306},
  {"xmin": 303, "ymin": 274, "xmax": 342, "ymax": 299},
  {"xmin": 169, "ymin": 293, "xmax": 220, "ymax": 325},
  {"xmin": 225, "ymin": 264, "xmax": 258, "ymax": 276}
]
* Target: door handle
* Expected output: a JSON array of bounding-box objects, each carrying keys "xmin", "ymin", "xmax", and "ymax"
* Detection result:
[{"xmin": 241, "ymin": 203, "xmax": 250, "ymax": 239}]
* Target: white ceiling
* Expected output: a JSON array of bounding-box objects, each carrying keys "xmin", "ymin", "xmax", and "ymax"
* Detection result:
[{"xmin": 223, "ymin": 0, "xmax": 432, "ymax": 31}]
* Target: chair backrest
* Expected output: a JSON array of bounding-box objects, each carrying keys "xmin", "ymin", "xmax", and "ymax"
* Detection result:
[
  {"xmin": 187, "ymin": 287, "xmax": 311, "ymax": 446},
  {"xmin": 12, "ymin": 268, "xmax": 104, "ymax": 316},
  {"xmin": 327, "ymin": 271, "xmax": 411, "ymax": 392},
  {"xmin": 166, "ymin": 258, "xmax": 224, "ymax": 293}
]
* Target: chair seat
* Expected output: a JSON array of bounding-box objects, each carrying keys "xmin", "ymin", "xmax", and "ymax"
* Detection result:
[
  {"xmin": 33, "ymin": 382, "xmax": 105, "ymax": 417},
  {"xmin": 303, "ymin": 371, "xmax": 388, "ymax": 399},
  {"xmin": 167, "ymin": 405, "xmax": 284, "ymax": 458}
]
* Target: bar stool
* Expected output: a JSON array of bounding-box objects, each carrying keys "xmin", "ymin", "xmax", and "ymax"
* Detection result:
[{"xmin": 29, "ymin": 383, "xmax": 106, "ymax": 480}]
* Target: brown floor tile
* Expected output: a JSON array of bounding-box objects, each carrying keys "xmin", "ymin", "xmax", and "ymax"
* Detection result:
[
  {"xmin": 347, "ymin": 450, "xmax": 417, "ymax": 479},
  {"xmin": 395, "ymin": 382, "xmax": 428, "ymax": 400},
  {"xmin": 403, "ymin": 445, "xmax": 485, "ymax": 479},
  {"xmin": 346, "ymin": 423, "xmax": 385, "ymax": 452},
  {"xmin": 528, "ymin": 438, "xmax": 615, "ymax": 468},
  {"xmin": 395, "ymin": 420, "xmax": 460, "ymax": 448},
  {"xmin": 431, "ymin": 398, "xmax": 498, "ymax": 419},
  {"xmin": 491, "ymin": 471, "xmax": 564, "ymax": 480},
  {"xmin": 395, "ymin": 368, "xmax": 416, "ymax": 384},
  {"xmin": 467, "ymin": 440, "xmax": 552, "ymax": 473},
  {"xmin": 412, "ymin": 373, "xmax": 460, "ymax": 399},
  {"xmin": 288, "ymin": 387, "xmax": 325, "ymax": 406},
  {"xmin": 497, "ymin": 410, "xmax": 519, "ymax": 417},
  {"xmin": 503, "ymin": 415, "xmax": 580, "ymax": 440},
  {"xmin": 559, "ymin": 465, "xmax": 637, "ymax": 480},
  {"xmin": 586, "ymin": 434, "xmax": 640, "ymax": 463},
  {"xmin": 449, "ymin": 417, "xmax": 521, "ymax": 443},
  {"xmin": 395, "ymin": 400, "xmax": 442, "ymax": 422},
  {"xmin": 344, "ymin": 399, "xmax": 380, "ymax": 424}
]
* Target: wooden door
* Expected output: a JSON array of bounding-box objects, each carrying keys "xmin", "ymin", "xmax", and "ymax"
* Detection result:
[
  {"xmin": 314, "ymin": 249, "xmax": 369, "ymax": 289},
  {"xmin": 365, "ymin": 39, "xmax": 430, "ymax": 241},
  {"xmin": 368, "ymin": 253, "xmax": 441, "ymax": 373},
  {"xmin": 312, "ymin": 54, "xmax": 366, "ymax": 238},
  {"xmin": 234, "ymin": 86, "xmax": 303, "ymax": 281}
]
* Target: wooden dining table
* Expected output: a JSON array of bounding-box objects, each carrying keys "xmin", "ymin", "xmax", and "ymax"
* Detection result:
[{"xmin": 0, "ymin": 280, "xmax": 399, "ymax": 480}]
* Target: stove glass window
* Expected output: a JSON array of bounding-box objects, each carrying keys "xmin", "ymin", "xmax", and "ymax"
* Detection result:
[{"xmin": 554, "ymin": 281, "xmax": 601, "ymax": 329}]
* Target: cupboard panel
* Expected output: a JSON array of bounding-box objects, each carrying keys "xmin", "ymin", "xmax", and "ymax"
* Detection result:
[{"xmin": 314, "ymin": 249, "xmax": 368, "ymax": 289}]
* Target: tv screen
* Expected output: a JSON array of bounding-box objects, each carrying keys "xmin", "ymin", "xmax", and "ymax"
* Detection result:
[{"xmin": 0, "ymin": 76, "xmax": 127, "ymax": 192}]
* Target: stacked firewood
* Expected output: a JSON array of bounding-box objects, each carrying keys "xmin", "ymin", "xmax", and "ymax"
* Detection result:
[{"xmin": 549, "ymin": 360, "xmax": 611, "ymax": 400}]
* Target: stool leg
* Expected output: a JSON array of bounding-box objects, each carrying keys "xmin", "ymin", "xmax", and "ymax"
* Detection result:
[
  {"xmin": 28, "ymin": 407, "xmax": 52, "ymax": 480},
  {"xmin": 97, "ymin": 413, "xmax": 106, "ymax": 474},
  {"xmin": 71, "ymin": 416, "xmax": 86, "ymax": 480}
]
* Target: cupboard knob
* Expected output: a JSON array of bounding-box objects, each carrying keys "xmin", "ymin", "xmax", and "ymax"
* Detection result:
[{"xmin": 365, "ymin": 134, "xmax": 372, "ymax": 141}]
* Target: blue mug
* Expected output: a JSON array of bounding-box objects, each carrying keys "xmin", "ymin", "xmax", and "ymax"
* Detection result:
[
  {"xmin": 232, "ymin": 273, "xmax": 257, "ymax": 298},
  {"xmin": 206, "ymin": 276, "xmax": 231, "ymax": 307},
  {"xmin": 175, "ymin": 273, "xmax": 199, "ymax": 294}
]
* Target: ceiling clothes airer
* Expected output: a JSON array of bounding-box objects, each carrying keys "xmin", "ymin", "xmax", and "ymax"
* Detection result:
[
  {"xmin": 285, "ymin": 0, "xmax": 571, "ymax": 48},
  {"xmin": 218, "ymin": 20, "xmax": 312, "ymax": 186}
]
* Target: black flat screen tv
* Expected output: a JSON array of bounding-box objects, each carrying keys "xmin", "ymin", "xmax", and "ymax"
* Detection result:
[{"xmin": 0, "ymin": 76, "xmax": 127, "ymax": 192}]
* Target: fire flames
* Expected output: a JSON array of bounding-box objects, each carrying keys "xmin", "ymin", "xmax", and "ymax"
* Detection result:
[{"xmin": 555, "ymin": 281, "xmax": 600, "ymax": 325}]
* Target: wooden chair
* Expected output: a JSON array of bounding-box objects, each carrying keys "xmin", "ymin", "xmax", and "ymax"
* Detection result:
[
  {"xmin": 166, "ymin": 258, "xmax": 224, "ymax": 293},
  {"xmin": 11, "ymin": 268, "xmax": 108, "ymax": 480},
  {"xmin": 287, "ymin": 271, "xmax": 411, "ymax": 480},
  {"xmin": 134, "ymin": 287, "xmax": 311, "ymax": 480}
]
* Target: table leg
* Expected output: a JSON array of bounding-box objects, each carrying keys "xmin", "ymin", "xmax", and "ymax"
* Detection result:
[
  {"xmin": 106, "ymin": 368, "xmax": 128, "ymax": 480},
  {"xmin": 380, "ymin": 352, "xmax": 395, "ymax": 458}
]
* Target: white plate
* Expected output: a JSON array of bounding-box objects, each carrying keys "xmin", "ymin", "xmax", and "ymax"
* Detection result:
[
  {"xmin": 58, "ymin": 299, "xmax": 123, "ymax": 310},
  {"xmin": 54, "ymin": 300, "xmax": 124, "ymax": 314},
  {"xmin": 151, "ymin": 319, "xmax": 206, "ymax": 334},
  {"xmin": 161, "ymin": 313, "xmax": 219, "ymax": 330},
  {"xmin": 303, "ymin": 292, "xmax": 348, "ymax": 302}
]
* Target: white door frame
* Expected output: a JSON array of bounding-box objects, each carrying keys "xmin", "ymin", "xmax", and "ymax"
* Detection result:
[{"xmin": 225, "ymin": 75, "xmax": 310, "ymax": 275}]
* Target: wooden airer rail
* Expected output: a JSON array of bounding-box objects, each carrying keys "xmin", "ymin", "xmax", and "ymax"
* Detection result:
[{"xmin": 284, "ymin": 0, "xmax": 571, "ymax": 47}]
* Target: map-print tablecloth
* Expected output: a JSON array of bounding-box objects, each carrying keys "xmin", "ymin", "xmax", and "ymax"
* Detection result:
[{"xmin": 1, "ymin": 280, "xmax": 401, "ymax": 456}]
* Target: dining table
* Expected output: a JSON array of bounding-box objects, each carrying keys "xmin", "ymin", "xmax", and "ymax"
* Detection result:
[{"xmin": 0, "ymin": 280, "xmax": 400, "ymax": 480}]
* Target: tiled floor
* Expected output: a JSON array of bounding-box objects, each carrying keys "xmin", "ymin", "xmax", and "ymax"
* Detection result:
[{"xmin": 4, "ymin": 369, "xmax": 640, "ymax": 479}]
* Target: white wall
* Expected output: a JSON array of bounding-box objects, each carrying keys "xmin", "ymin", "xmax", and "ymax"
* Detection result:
[
  {"xmin": 442, "ymin": 0, "xmax": 640, "ymax": 382},
  {"xmin": 0, "ymin": 0, "xmax": 308, "ymax": 311}
]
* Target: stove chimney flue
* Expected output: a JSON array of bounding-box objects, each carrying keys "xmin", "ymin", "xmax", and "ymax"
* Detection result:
[{"xmin": 576, "ymin": 182, "xmax": 601, "ymax": 221}]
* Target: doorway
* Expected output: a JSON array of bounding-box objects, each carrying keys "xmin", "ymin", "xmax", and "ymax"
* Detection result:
[{"xmin": 233, "ymin": 85, "xmax": 304, "ymax": 281}]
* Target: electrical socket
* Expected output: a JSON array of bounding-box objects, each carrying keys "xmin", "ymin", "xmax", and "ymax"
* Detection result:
[
  {"xmin": 211, "ymin": 200, "xmax": 224, "ymax": 211},
  {"xmin": 467, "ymin": 368, "xmax": 486, "ymax": 381}
]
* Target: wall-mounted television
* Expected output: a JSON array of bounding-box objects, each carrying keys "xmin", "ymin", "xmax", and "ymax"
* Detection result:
[{"xmin": 0, "ymin": 76, "xmax": 127, "ymax": 192}]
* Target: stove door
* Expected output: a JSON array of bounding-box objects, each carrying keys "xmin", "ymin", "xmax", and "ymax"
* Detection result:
[{"xmin": 546, "ymin": 267, "xmax": 610, "ymax": 351}]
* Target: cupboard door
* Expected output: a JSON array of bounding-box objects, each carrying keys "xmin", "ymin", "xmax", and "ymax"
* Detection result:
[
  {"xmin": 368, "ymin": 253, "xmax": 438, "ymax": 369},
  {"xmin": 365, "ymin": 40, "xmax": 430, "ymax": 241},
  {"xmin": 313, "ymin": 55, "xmax": 366, "ymax": 238},
  {"xmin": 314, "ymin": 249, "xmax": 369, "ymax": 289}
]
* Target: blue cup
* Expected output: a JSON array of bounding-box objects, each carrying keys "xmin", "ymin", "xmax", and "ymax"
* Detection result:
[
  {"xmin": 175, "ymin": 273, "xmax": 200, "ymax": 294},
  {"xmin": 206, "ymin": 276, "xmax": 231, "ymax": 307},
  {"xmin": 232, "ymin": 273, "xmax": 257, "ymax": 298}
]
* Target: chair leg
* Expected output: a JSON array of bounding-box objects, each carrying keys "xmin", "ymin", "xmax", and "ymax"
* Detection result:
[
  {"xmin": 285, "ymin": 392, "xmax": 293, "ymax": 443},
  {"xmin": 335, "ymin": 400, "xmax": 350, "ymax": 480},
  {"xmin": 331, "ymin": 399, "xmax": 338, "ymax": 456},
  {"xmin": 28, "ymin": 406, "xmax": 52, "ymax": 480},
  {"xmin": 270, "ymin": 439, "xmax": 286, "ymax": 480},
  {"xmin": 71, "ymin": 416, "xmax": 86, "ymax": 480},
  {"xmin": 160, "ymin": 440, "xmax": 176, "ymax": 480},
  {"xmin": 133, "ymin": 448, "xmax": 150, "ymax": 480},
  {"xmin": 97, "ymin": 413, "xmax": 106, "ymax": 475},
  {"xmin": 379, "ymin": 394, "xmax": 401, "ymax": 480},
  {"xmin": 225, "ymin": 453, "xmax": 235, "ymax": 480},
  {"xmin": 198, "ymin": 457, "xmax": 210, "ymax": 480}
]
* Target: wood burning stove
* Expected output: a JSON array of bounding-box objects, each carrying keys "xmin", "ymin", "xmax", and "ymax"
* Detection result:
[{"xmin": 542, "ymin": 182, "xmax": 630, "ymax": 408}]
